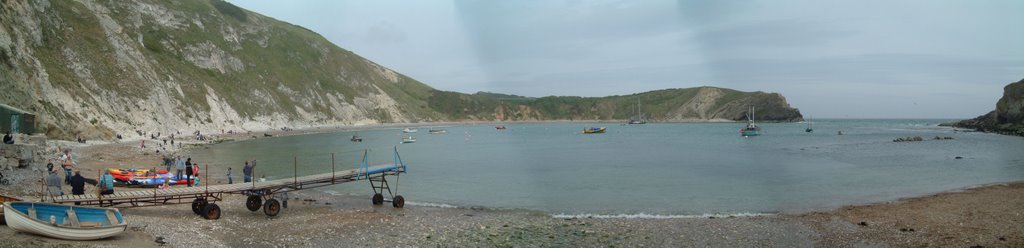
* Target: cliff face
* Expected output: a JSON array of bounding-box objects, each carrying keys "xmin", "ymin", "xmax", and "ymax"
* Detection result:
[
  {"xmin": 0, "ymin": 0, "xmax": 439, "ymax": 139},
  {"xmin": 0, "ymin": 0, "xmax": 803, "ymax": 140},
  {"xmin": 952, "ymin": 78, "xmax": 1024, "ymax": 136}
]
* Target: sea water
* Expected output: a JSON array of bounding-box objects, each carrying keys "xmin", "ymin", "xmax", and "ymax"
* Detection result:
[{"xmin": 188, "ymin": 120, "xmax": 1024, "ymax": 216}]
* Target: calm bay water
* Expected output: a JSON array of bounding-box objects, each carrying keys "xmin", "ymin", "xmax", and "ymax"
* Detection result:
[{"xmin": 189, "ymin": 120, "xmax": 1024, "ymax": 216}]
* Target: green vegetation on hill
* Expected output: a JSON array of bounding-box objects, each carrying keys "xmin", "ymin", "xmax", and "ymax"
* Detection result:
[
  {"xmin": 426, "ymin": 87, "xmax": 803, "ymax": 122},
  {"xmin": 0, "ymin": 0, "xmax": 802, "ymax": 140}
]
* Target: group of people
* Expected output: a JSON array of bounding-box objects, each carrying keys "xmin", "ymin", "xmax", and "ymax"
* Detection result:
[
  {"xmin": 45, "ymin": 149, "xmax": 115, "ymax": 201},
  {"xmin": 164, "ymin": 154, "xmax": 201, "ymax": 187},
  {"xmin": 45, "ymin": 148, "xmax": 263, "ymax": 201}
]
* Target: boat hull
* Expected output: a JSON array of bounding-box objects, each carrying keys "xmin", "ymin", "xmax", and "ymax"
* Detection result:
[
  {"xmin": 741, "ymin": 130, "xmax": 760, "ymax": 136},
  {"xmin": 583, "ymin": 127, "xmax": 606, "ymax": 134},
  {"xmin": 4, "ymin": 202, "xmax": 127, "ymax": 240}
]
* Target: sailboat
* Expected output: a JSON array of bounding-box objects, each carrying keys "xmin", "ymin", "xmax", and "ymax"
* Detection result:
[
  {"xmin": 740, "ymin": 106, "xmax": 761, "ymax": 136},
  {"xmin": 805, "ymin": 116, "xmax": 813, "ymax": 133},
  {"xmin": 628, "ymin": 97, "xmax": 646, "ymax": 124}
]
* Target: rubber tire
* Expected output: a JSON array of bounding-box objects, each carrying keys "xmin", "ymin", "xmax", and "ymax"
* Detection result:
[
  {"xmin": 201, "ymin": 203, "xmax": 221, "ymax": 220},
  {"xmin": 246, "ymin": 196, "xmax": 262, "ymax": 212},
  {"xmin": 264, "ymin": 199, "xmax": 281, "ymax": 217},
  {"xmin": 372, "ymin": 193, "xmax": 384, "ymax": 205},
  {"xmin": 191, "ymin": 198, "xmax": 208, "ymax": 215},
  {"xmin": 392, "ymin": 195, "xmax": 405, "ymax": 208}
]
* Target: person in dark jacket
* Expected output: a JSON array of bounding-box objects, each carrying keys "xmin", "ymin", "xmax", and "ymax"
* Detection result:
[
  {"xmin": 70, "ymin": 170, "xmax": 86, "ymax": 205},
  {"xmin": 185, "ymin": 157, "xmax": 194, "ymax": 187}
]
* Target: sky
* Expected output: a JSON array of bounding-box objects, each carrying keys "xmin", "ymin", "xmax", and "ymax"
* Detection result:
[{"xmin": 228, "ymin": 0, "xmax": 1024, "ymax": 118}]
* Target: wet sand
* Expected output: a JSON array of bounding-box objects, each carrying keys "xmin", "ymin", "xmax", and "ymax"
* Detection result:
[{"xmin": 1, "ymin": 141, "xmax": 1021, "ymax": 247}]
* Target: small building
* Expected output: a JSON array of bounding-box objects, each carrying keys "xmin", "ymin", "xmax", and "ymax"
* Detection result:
[{"xmin": 0, "ymin": 103, "xmax": 36, "ymax": 134}]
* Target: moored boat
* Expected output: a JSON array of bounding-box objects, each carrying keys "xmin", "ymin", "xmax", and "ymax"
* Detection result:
[
  {"xmin": 740, "ymin": 106, "xmax": 761, "ymax": 136},
  {"xmin": 495, "ymin": 125, "xmax": 507, "ymax": 130},
  {"xmin": 402, "ymin": 128, "xmax": 417, "ymax": 133},
  {"xmin": 628, "ymin": 97, "xmax": 647, "ymax": 124},
  {"xmin": 805, "ymin": 116, "xmax": 814, "ymax": 133},
  {"xmin": 4, "ymin": 202, "xmax": 127, "ymax": 240},
  {"xmin": 350, "ymin": 134, "xmax": 363, "ymax": 142},
  {"xmin": 583, "ymin": 127, "xmax": 606, "ymax": 134},
  {"xmin": 401, "ymin": 135, "xmax": 416, "ymax": 143},
  {"xmin": 428, "ymin": 128, "xmax": 447, "ymax": 134}
]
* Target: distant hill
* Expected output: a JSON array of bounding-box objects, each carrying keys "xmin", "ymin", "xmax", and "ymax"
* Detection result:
[
  {"xmin": 0, "ymin": 0, "xmax": 802, "ymax": 140},
  {"xmin": 432, "ymin": 87, "xmax": 802, "ymax": 122},
  {"xmin": 951, "ymin": 78, "xmax": 1024, "ymax": 136}
]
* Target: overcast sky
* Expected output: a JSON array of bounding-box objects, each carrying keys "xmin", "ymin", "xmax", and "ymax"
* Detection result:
[{"xmin": 228, "ymin": 0, "xmax": 1023, "ymax": 118}]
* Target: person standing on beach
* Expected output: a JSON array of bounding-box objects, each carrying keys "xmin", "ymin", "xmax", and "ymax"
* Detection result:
[
  {"xmin": 185, "ymin": 158, "xmax": 194, "ymax": 187},
  {"xmin": 243, "ymin": 161, "xmax": 254, "ymax": 183},
  {"xmin": 226, "ymin": 167, "xmax": 233, "ymax": 184},
  {"xmin": 70, "ymin": 170, "xmax": 85, "ymax": 205},
  {"xmin": 60, "ymin": 149, "xmax": 75, "ymax": 185},
  {"xmin": 175, "ymin": 156, "xmax": 185, "ymax": 180},
  {"xmin": 163, "ymin": 154, "xmax": 173, "ymax": 172},
  {"xmin": 45, "ymin": 163, "xmax": 63, "ymax": 197}
]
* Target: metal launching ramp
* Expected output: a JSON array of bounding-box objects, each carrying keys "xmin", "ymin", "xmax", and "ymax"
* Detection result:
[{"xmin": 49, "ymin": 147, "xmax": 408, "ymax": 220}]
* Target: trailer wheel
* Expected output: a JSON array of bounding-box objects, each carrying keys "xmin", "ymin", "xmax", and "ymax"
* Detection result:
[
  {"xmin": 264, "ymin": 199, "xmax": 281, "ymax": 217},
  {"xmin": 392, "ymin": 195, "xmax": 405, "ymax": 208},
  {"xmin": 202, "ymin": 203, "xmax": 221, "ymax": 220},
  {"xmin": 246, "ymin": 195, "xmax": 262, "ymax": 211},
  {"xmin": 192, "ymin": 198, "xmax": 208, "ymax": 215},
  {"xmin": 372, "ymin": 193, "xmax": 384, "ymax": 205}
]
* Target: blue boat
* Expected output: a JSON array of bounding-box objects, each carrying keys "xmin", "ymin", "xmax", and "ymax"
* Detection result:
[{"xmin": 3, "ymin": 202, "xmax": 127, "ymax": 240}]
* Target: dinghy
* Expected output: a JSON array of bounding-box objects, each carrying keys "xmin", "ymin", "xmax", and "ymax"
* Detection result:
[
  {"xmin": 3, "ymin": 202, "xmax": 127, "ymax": 240},
  {"xmin": 0, "ymin": 195, "xmax": 23, "ymax": 225}
]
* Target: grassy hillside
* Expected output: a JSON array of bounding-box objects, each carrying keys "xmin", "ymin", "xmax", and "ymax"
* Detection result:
[{"xmin": 0, "ymin": 0, "xmax": 802, "ymax": 140}]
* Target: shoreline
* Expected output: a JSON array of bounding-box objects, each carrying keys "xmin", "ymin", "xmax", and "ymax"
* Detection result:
[
  {"xmin": 2, "ymin": 177, "xmax": 1020, "ymax": 247},
  {"xmin": 1, "ymin": 134, "xmax": 1021, "ymax": 246}
]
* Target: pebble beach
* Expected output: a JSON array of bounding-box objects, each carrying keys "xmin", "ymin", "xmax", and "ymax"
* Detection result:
[{"xmin": 1, "ymin": 136, "xmax": 1022, "ymax": 247}]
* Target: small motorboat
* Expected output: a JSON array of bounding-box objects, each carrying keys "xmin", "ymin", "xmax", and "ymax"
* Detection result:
[
  {"xmin": 583, "ymin": 127, "xmax": 606, "ymax": 134},
  {"xmin": 401, "ymin": 135, "xmax": 416, "ymax": 143},
  {"xmin": 495, "ymin": 125, "xmax": 507, "ymax": 130},
  {"xmin": 402, "ymin": 128, "xmax": 418, "ymax": 133},
  {"xmin": 4, "ymin": 202, "xmax": 127, "ymax": 240},
  {"xmin": 428, "ymin": 128, "xmax": 447, "ymax": 134},
  {"xmin": 350, "ymin": 135, "xmax": 363, "ymax": 142}
]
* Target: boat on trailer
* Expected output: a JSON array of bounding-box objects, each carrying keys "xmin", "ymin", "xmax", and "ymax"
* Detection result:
[{"xmin": 3, "ymin": 202, "xmax": 127, "ymax": 240}]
